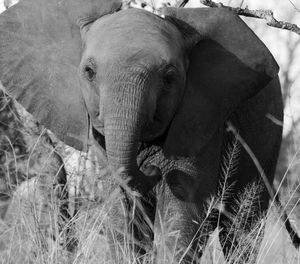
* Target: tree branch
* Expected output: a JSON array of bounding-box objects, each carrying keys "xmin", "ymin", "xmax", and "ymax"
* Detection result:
[
  {"xmin": 200, "ymin": 0, "xmax": 300, "ymax": 36},
  {"xmin": 176, "ymin": 0, "xmax": 190, "ymax": 8},
  {"xmin": 123, "ymin": 0, "xmax": 300, "ymax": 35}
]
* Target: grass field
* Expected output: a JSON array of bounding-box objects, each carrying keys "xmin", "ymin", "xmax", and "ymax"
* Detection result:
[{"xmin": 0, "ymin": 156, "xmax": 299, "ymax": 264}]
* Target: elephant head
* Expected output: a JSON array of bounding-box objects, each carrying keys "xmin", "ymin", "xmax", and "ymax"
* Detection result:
[{"xmin": 0, "ymin": 0, "xmax": 279, "ymax": 194}]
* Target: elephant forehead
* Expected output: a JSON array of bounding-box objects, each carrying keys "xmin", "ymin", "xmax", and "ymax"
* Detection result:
[{"xmin": 85, "ymin": 9, "xmax": 183, "ymax": 63}]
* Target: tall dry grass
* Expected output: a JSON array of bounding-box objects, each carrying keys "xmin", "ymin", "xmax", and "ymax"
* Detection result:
[{"xmin": 0, "ymin": 137, "xmax": 299, "ymax": 264}]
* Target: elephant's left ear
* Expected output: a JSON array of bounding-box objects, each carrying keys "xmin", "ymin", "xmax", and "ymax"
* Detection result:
[
  {"xmin": 0, "ymin": 0, "xmax": 121, "ymax": 152},
  {"xmin": 163, "ymin": 7, "xmax": 279, "ymax": 158}
]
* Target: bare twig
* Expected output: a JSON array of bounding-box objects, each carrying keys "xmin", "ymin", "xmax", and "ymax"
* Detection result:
[
  {"xmin": 176, "ymin": 0, "xmax": 190, "ymax": 8},
  {"xmin": 200, "ymin": 0, "xmax": 300, "ymax": 36},
  {"xmin": 287, "ymin": 0, "xmax": 300, "ymax": 13}
]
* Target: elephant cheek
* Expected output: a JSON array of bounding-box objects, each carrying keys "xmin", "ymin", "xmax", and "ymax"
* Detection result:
[{"xmin": 142, "ymin": 88, "xmax": 183, "ymax": 141}]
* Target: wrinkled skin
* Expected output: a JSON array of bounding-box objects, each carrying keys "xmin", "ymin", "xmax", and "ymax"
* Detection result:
[{"xmin": 0, "ymin": 1, "xmax": 283, "ymax": 263}]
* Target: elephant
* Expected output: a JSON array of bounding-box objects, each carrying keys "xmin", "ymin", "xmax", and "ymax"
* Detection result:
[{"xmin": 0, "ymin": 0, "xmax": 295, "ymax": 262}]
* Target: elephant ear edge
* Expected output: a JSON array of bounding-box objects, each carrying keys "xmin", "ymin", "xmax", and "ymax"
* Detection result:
[
  {"xmin": 162, "ymin": 7, "xmax": 279, "ymax": 158},
  {"xmin": 0, "ymin": 0, "xmax": 122, "ymax": 151}
]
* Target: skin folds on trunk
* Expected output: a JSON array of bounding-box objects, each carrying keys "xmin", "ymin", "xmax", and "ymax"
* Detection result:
[{"xmin": 103, "ymin": 81, "xmax": 161, "ymax": 194}]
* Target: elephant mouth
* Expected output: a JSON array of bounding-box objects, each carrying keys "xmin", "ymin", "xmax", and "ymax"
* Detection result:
[
  {"xmin": 90, "ymin": 116, "xmax": 105, "ymax": 136},
  {"xmin": 92, "ymin": 126, "xmax": 106, "ymax": 150},
  {"xmin": 91, "ymin": 125, "xmax": 163, "ymax": 169}
]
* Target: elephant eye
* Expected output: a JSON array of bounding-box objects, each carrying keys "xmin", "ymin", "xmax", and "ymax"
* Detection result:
[
  {"xmin": 84, "ymin": 65, "xmax": 96, "ymax": 82},
  {"xmin": 163, "ymin": 66, "xmax": 176, "ymax": 86}
]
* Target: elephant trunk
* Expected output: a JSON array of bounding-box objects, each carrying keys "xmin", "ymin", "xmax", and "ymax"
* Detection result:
[{"xmin": 104, "ymin": 80, "xmax": 160, "ymax": 193}]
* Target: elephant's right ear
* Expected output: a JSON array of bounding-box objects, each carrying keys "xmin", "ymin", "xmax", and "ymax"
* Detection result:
[
  {"xmin": 0, "ymin": 0, "xmax": 121, "ymax": 151},
  {"xmin": 163, "ymin": 7, "xmax": 279, "ymax": 158}
]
